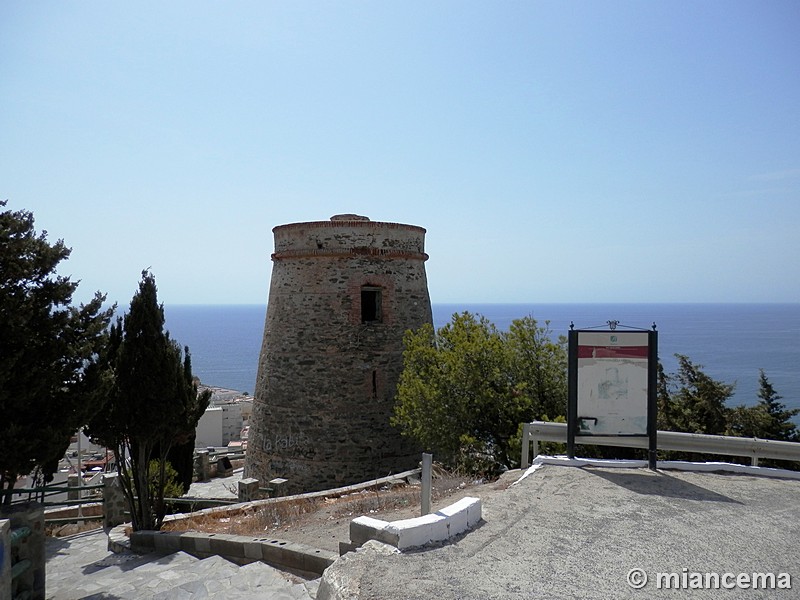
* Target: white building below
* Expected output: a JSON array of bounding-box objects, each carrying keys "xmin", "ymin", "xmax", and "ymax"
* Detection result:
[{"xmin": 195, "ymin": 386, "xmax": 252, "ymax": 449}]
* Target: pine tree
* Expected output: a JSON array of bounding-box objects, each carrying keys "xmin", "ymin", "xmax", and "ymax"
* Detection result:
[
  {"xmin": 755, "ymin": 370, "xmax": 798, "ymax": 442},
  {"xmin": 0, "ymin": 201, "xmax": 113, "ymax": 505},
  {"xmin": 656, "ymin": 360, "xmax": 677, "ymax": 431},
  {"xmin": 392, "ymin": 312, "xmax": 568, "ymax": 474},
  {"xmin": 505, "ymin": 316, "xmax": 568, "ymax": 422},
  {"xmin": 728, "ymin": 370, "xmax": 798, "ymax": 442},
  {"xmin": 668, "ymin": 354, "xmax": 734, "ymax": 435}
]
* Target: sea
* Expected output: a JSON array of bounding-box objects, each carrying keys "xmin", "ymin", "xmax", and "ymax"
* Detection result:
[{"xmin": 163, "ymin": 303, "xmax": 800, "ymax": 418}]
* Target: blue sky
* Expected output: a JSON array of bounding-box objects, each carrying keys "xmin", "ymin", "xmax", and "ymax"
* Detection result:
[{"xmin": 2, "ymin": 2, "xmax": 798, "ymax": 306}]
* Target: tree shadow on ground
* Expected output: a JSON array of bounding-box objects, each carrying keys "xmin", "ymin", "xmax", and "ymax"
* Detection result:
[
  {"xmin": 81, "ymin": 550, "xmax": 181, "ymax": 576},
  {"xmin": 45, "ymin": 527, "xmax": 105, "ymax": 561},
  {"xmin": 583, "ymin": 468, "xmax": 744, "ymax": 504}
]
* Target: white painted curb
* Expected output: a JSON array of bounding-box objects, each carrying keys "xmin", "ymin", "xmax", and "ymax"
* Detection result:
[
  {"xmin": 513, "ymin": 454, "xmax": 800, "ymax": 485},
  {"xmin": 350, "ymin": 496, "xmax": 482, "ymax": 551}
]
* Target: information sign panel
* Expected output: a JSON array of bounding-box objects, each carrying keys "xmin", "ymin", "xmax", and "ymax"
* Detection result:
[
  {"xmin": 568, "ymin": 327, "xmax": 658, "ymax": 468},
  {"xmin": 575, "ymin": 331, "xmax": 650, "ymax": 435}
]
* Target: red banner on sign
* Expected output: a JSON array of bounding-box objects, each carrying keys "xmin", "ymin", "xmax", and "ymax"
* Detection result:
[{"xmin": 577, "ymin": 346, "xmax": 649, "ymax": 359}]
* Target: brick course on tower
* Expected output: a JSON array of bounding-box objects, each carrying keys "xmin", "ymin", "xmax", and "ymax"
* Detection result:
[{"xmin": 244, "ymin": 215, "xmax": 433, "ymax": 493}]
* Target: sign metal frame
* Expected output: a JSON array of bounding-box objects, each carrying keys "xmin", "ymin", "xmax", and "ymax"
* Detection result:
[{"xmin": 567, "ymin": 326, "xmax": 658, "ymax": 469}]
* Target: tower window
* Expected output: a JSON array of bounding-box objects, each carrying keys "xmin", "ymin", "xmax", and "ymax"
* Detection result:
[{"xmin": 361, "ymin": 287, "xmax": 382, "ymax": 323}]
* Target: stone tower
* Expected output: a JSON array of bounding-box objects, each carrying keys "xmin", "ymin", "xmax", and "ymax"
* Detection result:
[{"xmin": 245, "ymin": 215, "xmax": 433, "ymax": 493}]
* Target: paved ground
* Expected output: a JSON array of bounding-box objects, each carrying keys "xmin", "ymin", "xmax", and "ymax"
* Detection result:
[
  {"xmin": 43, "ymin": 460, "xmax": 800, "ymax": 599},
  {"xmin": 45, "ymin": 527, "xmax": 318, "ymax": 599},
  {"xmin": 186, "ymin": 468, "xmax": 242, "ymax": 500},
  {"xmin": 324, "ymin": 460, "xmax": 800, "ymax": 599}
]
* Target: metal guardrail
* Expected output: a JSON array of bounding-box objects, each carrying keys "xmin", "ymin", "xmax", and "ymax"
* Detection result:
[
  {"xmin": 161, "ymin": 497, "xmax": 238, "ymax": 508},
  {"xmin": 12, "ymin": 483, "xmax": 104, "ymax": 494},
  {"xmin": 45, "ymin": 515, "xmax": 104, "ymax": 525},
  {"xmin": 521, "ymin": 421, "xmax": 800, "ymax": 468},
  {"xmin": 9, "ymin": 482, "xmax": 104, "ymax": 506},
  {"xmin": 8, "ymin": 482, "xmax": 106, "ymax": 527},
  {"xmin": 208, "ymin": 452, "xmax": 246, "ymax": 463}
]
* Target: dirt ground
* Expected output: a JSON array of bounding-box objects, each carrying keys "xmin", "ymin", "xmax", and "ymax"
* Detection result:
[{"xmin": 163, "ymin": 470, "xmax": 519, "ymax": 553}]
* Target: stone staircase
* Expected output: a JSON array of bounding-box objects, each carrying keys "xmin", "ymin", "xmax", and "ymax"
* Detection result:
[{"xmin": 46, "ymin": 533, "xmax": 319, "ymax": 600}]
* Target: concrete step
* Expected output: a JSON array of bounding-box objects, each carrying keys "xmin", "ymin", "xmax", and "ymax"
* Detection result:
[
  {"xmin": 148, "ymin": 554, "xmax": 314, "ymax": 600},
  {"xmin": 75, "ymin": 552, "xmax": 315, "ymax": 599},
  {"xmin": 116, "ymin": 553, "xmax": 215, "ymax": 597},
  {"xmin": 46, "ymin": 528, "xmax": 317, "ymax": 600},
  {"xmin": 64, "ymin": 551, "xmax": 203, "ymax": 599}
]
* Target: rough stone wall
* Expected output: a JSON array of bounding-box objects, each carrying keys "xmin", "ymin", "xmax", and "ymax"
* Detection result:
[
  {"xmin": 245, "ymin": 216, "xmax": 432, "ymax": 493},
  {"xmin": 102, "ymin": 473, "xmax": 128, "ymax": 529},
  {"xmin": 0, "ymin": 503, "xmax": 45, "ymax": 600}
]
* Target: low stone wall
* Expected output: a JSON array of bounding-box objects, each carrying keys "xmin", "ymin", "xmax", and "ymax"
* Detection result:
[
  {"xmin": 1, "ymin": 519, "xmax": 10, "ymax": 600},
  {"xmin": 108, "ymin": 468, "xmax": 424, "ymax": 573},
  {"xmin": 44, "ymin": 502, "xmax": 104, "ymax": 522},
  {"xmin": 114, "ymin": 467, "xmax": 422, "ymax": 548},
  {"xmin": 130, "ymin": 530, "xmax": 337, "ymax": 576},
  {"xmin": 0, "ymin": 503, "xmax": 45, "ymax": 600},
  {"xmin": 193, "ymin": 450, "xmax": 245, "ymax": 481},
  {"xmin": 348, "ymin": 496, "xmax": 482, "ymax": 551},
  {"xmin": 102, "ymin": 473, "xmax": 127, "ymax": 528}
]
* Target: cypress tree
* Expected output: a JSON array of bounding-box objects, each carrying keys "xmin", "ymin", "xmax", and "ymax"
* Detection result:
[{"xmin": 87, "ymin": 271, "xmax": 210, "ymax": 530}]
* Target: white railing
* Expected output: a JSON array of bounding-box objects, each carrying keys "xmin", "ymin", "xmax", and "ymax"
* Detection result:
[{"xmin": 521, "ymin": 421, "xmax": 800, "ymax": 468}]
